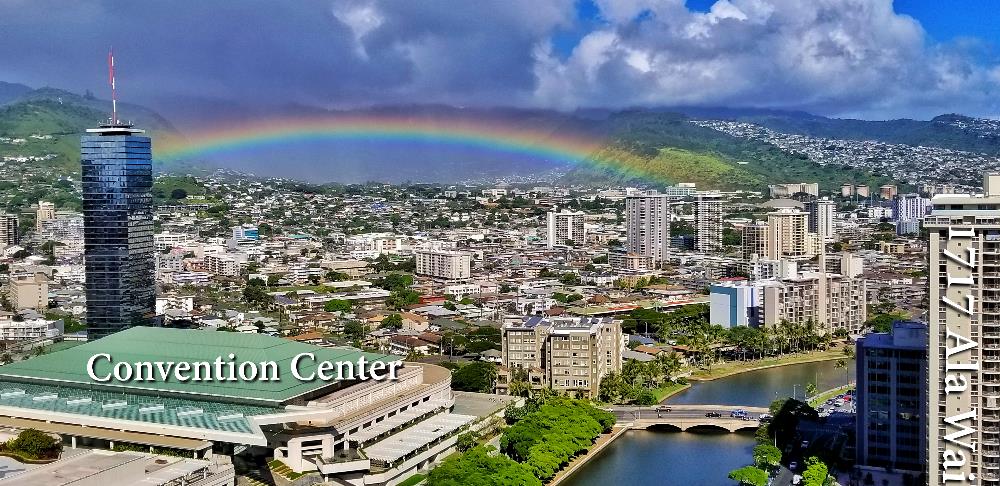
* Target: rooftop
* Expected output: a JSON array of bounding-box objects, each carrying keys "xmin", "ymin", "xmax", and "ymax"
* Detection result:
[{"xmin": 0, "ymin": 327, "xmax": 400, "ymax": 405}]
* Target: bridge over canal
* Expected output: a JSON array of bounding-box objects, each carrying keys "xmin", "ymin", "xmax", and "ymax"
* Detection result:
[{"xmin": 607, "ymin": 405, "xmax": 769, "ymax": 433}]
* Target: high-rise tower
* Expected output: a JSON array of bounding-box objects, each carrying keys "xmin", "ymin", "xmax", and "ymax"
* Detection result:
[
  {"xmin": 81, "ymin": 123, "xmax": 157, "ymax": 339},
  {"xmin": 695, "ymin": 193, "xmax": 724, "ymax": 253},
  {"xmin": 625, "ymin": 193, "xmax": 671, "ymax": 264},
  {"xmin": 925, "ymin": 173, "xmax": 1000, "ymax": 484},
  {"xmin": 81, "ymin": 51, "xmax": 157, "ymax": 339}
]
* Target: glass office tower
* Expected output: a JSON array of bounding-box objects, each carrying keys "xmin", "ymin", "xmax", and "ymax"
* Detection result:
[{"xmin": 81, "ymin": 124, "xmax": 157, "ymax": 339}]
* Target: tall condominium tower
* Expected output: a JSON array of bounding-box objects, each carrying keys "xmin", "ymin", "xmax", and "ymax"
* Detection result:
[
  {"xmin": 625, "ymin": 194, "xmax": 671, "ymax": 264},
  {"xmin": 925, "ymin": 173, "xmax": 1000, "ymax": 484},
  {"xmin": 546, "ymin": 209, "xmax": 585, "ymax": 248},
  {"xmin": 766, "ymin": 207, "xmax": 817, "ymax": 260},
  {"xmin": 81, "ymin": 123, "xmax": 157, "ymax": 339},
  {"xmin": 805, "ymin": 198, "xmax": 836, "ymax": 242},
  {"xmin": 695, "ymin": 193, "xmax": 724, "ymax": 253}
]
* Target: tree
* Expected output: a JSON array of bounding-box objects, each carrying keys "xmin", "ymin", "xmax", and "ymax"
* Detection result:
[
  {"xmin": 387, "ymin": 289, "xmax": 420, "ymax": 309},
  {"xmin": 242, "ymin": 282, "xmax": 274, "ymax": 309},
  {"xmin": 5, "ymin": 428, "xmax": 62, "ymax": 459},
  {"xmin": 802, "ymin": 456, "xmax": 829, "ymax": 486},
  {"xmin": 324, "ymin": 299, "xmax": 352, "ymax": 313},
  {"xmin": 266, "ymin": 274, "xmax": 282, "ymax": 286},
  {"xmin": 455, "ymin": 431, "xmax": 479, "ymax": 452},
  {"xmin": 727, "ymin": 466, "xmax": 768, "ymax": 486},
  {"xmin": 451, "ymin": 362, "xmax": 498, "ymax": 393},
  {"xmin": 343, "ymin": 321, "xmax": 367, "ymax": 341},
  {"xmin": 427, "ymin": 445, "xmax": 540, "ymax": 486},
  {"xmin": 805, "ymin": 382, "xmax": 818, "ymax": 398},
  {"xmin": 381, "ymin": 313, "xmax": 404, "ymax": 329},
  {"xmin": 375, "ymin": 272, "xmax": 414, "ymax": 291},
  {"xmin": 752, "ymin": 444, "xmax": 782, "ymax": 470},
  {"xmin": 170, "ymin": 188, "xmax": 188, "ymax": 200}
]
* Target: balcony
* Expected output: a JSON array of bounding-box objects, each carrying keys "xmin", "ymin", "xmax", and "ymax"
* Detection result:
[{"xmin": 314, "ymin": 448, "xmax": 371, "ymax": 475}]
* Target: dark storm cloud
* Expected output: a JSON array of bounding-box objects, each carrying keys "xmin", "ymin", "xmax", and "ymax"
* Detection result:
[{"xmin": 1, "ymin": 0, "xmax": 999, "ymax": 119}]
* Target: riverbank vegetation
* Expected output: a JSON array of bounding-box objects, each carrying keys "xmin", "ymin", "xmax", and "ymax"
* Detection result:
[
  {"xmin": 598, "ymin": 352, "xmax": 684, "ymax": 404},
  {"xmin": 428, "ymin": 398, "xmax": 614, "ymax": 485},
  {"xmin": 625, "ymin": 305, "xmax": 844, "ymax": 373}
]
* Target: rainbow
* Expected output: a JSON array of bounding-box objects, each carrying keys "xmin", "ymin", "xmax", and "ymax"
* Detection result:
[{"xmin": 154, "ymin": 116, "xmax": 658, "ymax": 182}]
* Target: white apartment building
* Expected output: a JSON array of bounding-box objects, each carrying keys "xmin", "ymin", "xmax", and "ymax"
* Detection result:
[
  {"xmin": 205, "ymin": 253, "xmax": 241, "ymax": 278},
  {"xmin": 154, "ymin": 232, "xmax": 195, "ymax": 251},
  {"xmin": 805, "ymin": 198, "xmax": 836, "ymax": 242},
  {"xmin": 415, "ymin": 249, "xmax": 472, "ymax": 280},
  {"xmin": 695, "ymin": 193, "xmax": 724, "ymax": 253},
  {"xmin": 346, "ymin": 233, "xmax": 405, "ymax": 256},
  {"xmin": 758, "ymin": 267, "xmax": 866, "ymax": 334},
  {"xmin": 625, "ymin": 194, "xmax": 671, "ymax": 264},
  {"xmin": 892, "ymin": 193, "xmax": 930, "ymax": 222},
  {"xmin": 924, "ymin": 173, "xmax": 1000, "ymax": 483},
  {"xmin": 546, "ymin": 210, "xmax": 585, "ymax": 247},
  {"xmin": 0, "ymin": 316, "xmax": 61, "ymax": 341}
]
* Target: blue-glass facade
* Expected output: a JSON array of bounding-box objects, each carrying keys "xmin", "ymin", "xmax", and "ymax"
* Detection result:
[{"xmin": 81, "ymin": 126, "xmax": 157, "ymax": 339}]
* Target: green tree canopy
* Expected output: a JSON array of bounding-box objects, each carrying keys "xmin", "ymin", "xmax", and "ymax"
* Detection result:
[
  {"xmin": 727, "ymin": 466, "xmax": 768, "ymax": 486},
  {"xmin": 324, "ymin": 299, "xmax": 352, "ymax": 313}
]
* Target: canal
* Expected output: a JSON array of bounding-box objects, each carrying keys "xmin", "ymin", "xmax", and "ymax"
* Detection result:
[{"xmin": 563, "ymin": 358, "xmax": 855, "ymax": 486}]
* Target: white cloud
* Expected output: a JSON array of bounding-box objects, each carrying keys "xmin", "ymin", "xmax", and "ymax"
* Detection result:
[{"xmin": 532, "ymin": 0, "xmax": 1000, "ymax": 118}]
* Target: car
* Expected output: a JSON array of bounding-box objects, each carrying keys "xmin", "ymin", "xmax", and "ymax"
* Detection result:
[
  {"xmin": 789, "ymin": 461, "xmax": 799, "ymax": 471},
  {"xmin": 705, "ymin": 412, "xmax": 722, "ymax": 418},
  {"xmin": 792, "ymin": 474, "xmax": 802, "ymax": 485},
  {"xmin": 656, "ymin": 406, "xmax": 672, "ymax": 413},
  {"xmin": 800, "ymin": 440, "xmax": 809, "ymax": 448}
]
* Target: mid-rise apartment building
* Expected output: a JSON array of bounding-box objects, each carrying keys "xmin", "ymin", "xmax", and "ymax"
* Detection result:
[
  {"xmin": 205, "ymin": 253, "xmax": 241, "ymax": 277},
  {"xmin": 625, "ymin": 194, "xmax": 671, "ymax": 264},
  {"xmin": 608, "ymin": 251, "xmax": 655, "ymax": 271},
  {"xmin": 8, "ymin": 272, "xmax": 48, "ymax": 310},
  {"xmin": 546, "ymin": 210, "xmax": 585, "ymax": 247},
  {"xmin": 0, "ymin": 214, "xmax": 18, "ymax": 248},
  {"xmin": 855, "ymin": 320, "xmax": 927, "ymax": 476},
  {"xmin": 757, "ymin": 256, "xmax": 867, "ymax": 334},
  {"xmin": 498, "ymin": 316, "xmax": 623, "ymax": 398},
  {"xmin": 415, "ymin": 249, "xmax": 472, "ymax": 280}
]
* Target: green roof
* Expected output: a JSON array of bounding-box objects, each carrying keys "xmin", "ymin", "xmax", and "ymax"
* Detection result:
[
  {"xmin": 0, "ymin": 327, "xmax": 400, "ymax": 405},
  {"xmin": 0, "ymin": 381, "xmax": 274, "ymax": 435}
]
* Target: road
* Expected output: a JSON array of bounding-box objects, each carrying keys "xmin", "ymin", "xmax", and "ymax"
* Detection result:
[{"xmin": 606, "ymin": 405, "xmax": 767, "ymax": 422}]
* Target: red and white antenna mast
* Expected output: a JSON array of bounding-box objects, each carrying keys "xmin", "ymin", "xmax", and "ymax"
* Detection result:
[{"xmin": 108, "ymin": 47, "xmax": 118, "ymax": 124}]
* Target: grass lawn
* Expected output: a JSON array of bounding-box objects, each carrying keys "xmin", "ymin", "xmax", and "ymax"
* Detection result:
[
  {"xmin": 652, "ymin": 381, "xmax": 690, "ymax": 402},
  {"xmin": 397, "ymin": 473, "xmax": 427, "ymax": 486},
  {"xmin": 691, "ymin": 348, "xmax": 846, "ymax": 381},
  {"xmin": 808, "ymin": 385, "xmax": 855, "ymax": 408}
]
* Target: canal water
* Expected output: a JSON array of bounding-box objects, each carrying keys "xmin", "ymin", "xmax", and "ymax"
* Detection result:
[{"xmin": 564, "ymin": 359, "xmax": 855, "ymax": 486}]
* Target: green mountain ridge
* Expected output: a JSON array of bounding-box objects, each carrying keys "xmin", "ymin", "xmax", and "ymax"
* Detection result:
[{"xmin": 560, "ymin": 111, "xmax": 897, "ymax": 191}]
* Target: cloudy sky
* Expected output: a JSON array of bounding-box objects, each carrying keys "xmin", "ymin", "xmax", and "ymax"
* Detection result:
[{"xmin": 3, "ymin": 0, "xmax": 1000, "ymax": 121}]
